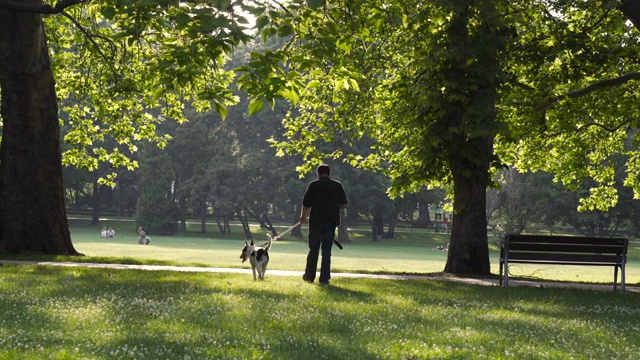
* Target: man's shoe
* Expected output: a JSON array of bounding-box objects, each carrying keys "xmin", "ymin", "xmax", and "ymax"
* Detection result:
[{"xmin": 302, "ymin": 275, "xmax": 314, "ymax": 283}]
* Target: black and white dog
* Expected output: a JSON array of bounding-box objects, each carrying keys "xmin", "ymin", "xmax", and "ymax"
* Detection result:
[{"xmin": 240, "ymin": 235, "xmax": 272, "ymax": 280}]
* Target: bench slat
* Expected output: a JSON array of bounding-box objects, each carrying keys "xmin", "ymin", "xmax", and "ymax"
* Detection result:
[
  {"xmin": 506, "ymin": 235, "xmax": 626, "ymax": 246},
  {"xmin": 505, "ymin": 252, "xmax": 624, "ymax": 264},
  {"xmin": 507, "ymin": 243, "xmax": 626, "ymax": 254}
]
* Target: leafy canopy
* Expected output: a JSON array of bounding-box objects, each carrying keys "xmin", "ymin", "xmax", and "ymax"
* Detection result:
[
  {"xmin": 46, "ymin": 0, "xmax": 261, "ymax": 184},
  {"xmin": 239, "ymin": 0, "xmax": 640, "ymax": 210}
]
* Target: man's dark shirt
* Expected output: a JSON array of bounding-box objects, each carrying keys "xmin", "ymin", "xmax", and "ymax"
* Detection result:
[{"xmin": 302, "ymin": 176, "xmax": 347, "ymax": 226}]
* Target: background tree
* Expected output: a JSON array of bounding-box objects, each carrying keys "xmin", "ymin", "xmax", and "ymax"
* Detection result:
[
  {"xmin": 135, "ymin": 145, "xmax": 178, "ymax": 235},
  {"xmin": 168, "ymin": 110, "xmax": 216, "ymax": 232}
]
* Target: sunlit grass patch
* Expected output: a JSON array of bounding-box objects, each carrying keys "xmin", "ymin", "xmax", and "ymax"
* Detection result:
[{"xmin": 1, "ymin": 265, "xmax": 640, "ymax": 359}]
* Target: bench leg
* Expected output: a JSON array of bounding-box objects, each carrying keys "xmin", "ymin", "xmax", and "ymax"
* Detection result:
[
  {"xmin": 503, "ymin": 261, "xmax": 509, "ymax": 287},
  {"xmin": 614, "ymin": 265, "xmax": 626, "ymax": 292}
]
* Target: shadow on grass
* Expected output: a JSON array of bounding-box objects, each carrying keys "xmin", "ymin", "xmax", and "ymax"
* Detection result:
[{"xmin": 2, "ymin": 264, "xmax": 640, "ymax": 359}]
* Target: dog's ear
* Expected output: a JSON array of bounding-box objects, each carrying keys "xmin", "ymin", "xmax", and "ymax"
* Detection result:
[
  {"xmin": 250, "ymin": 238, "xmax": 255, "ymax": 246},
  {"xmin": 244, "ymin": 240, "xmax": 249, "ymax": 246}
]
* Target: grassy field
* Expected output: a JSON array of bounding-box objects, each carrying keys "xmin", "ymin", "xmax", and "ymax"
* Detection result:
[
  {"xmin": 2, "ymin": 217, "xmax": 640, "ymax": 359},
  {"xmin": 59, "ymin": 217, "xmax": 640, "ymax": 285},
  {"xmin": 1, "ymin": 265, "xmax": 639, "ymax": 359},
  {"xmin": 65, "ymin": 217, "xmax": 455, "ymax": 274}
]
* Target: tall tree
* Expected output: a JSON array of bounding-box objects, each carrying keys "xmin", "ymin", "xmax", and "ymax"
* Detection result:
[
  {"xmin": 135, "ymin": 145, "xmax": 178, "ymax": 235},
  {"xmin": 238, "ymin": 0, "xmax": 505, "ymax": 274},
  {"xmin": 238, "ymin": 0, "xmax": 640, "ymax": 275},
  {"xmin": 0, "ymin": 3, "xmax": 77, "ymax": 254}
]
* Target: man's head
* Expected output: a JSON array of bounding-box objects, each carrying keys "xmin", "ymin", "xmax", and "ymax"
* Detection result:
[{"xmin": 316, "ymin": 164, "xmax": 331, "ymax": 177}]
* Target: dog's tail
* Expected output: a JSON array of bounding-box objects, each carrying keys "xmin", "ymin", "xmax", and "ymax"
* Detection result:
[{"xmin": 264, "ymin": 234, "xmax": 273, "ymax": 252}]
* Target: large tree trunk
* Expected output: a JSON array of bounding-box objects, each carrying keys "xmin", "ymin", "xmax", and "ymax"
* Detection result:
[
  {"xmin": 416, "ymin": 202, "xmax": 432, "ymax": 227},
  {"xmin": 441, "ymin": 0, "xmax": 498, "ymax": 275},
  {"xmin": 444, "ymin": 168, "xmax": 491, "ymax": 274},
  {"xmin": 0, "ymin": 8, "xmax": 79, "ymax": 255}
]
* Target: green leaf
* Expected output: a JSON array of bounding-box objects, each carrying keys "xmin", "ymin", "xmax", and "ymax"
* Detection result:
[
  {"xmin": 256, "ymin": 15, "xmax": 270, "ymax": 30},
  {"xmin": 261, "ymin": 27, "xmax": 277, "ymax": 41},
  {"xmin": 152, "ymin": 87, "xmax": 164, "ymax": 100},
  {"xmin": 277, "ymin": 24, "xmax": 294, "ymax": 37},
  {"xmin": 174, "ymin": 13, "xmax": 191, "ymax": 28},
  {"xmin": 307, "ymin": 80, "xmax": 322, "ymax": 89},
  {"xmin": 101, "ymin": 7, "xmax": 116, "ymax": 20},
  {"xmin": 307, "ymin": 0, "xmax": 324, "ymax": 10},
  {"xmin": 214, "ymin": 102, "xmax": 228, "ymax": 120},
  {"xmin": 248, "ymin": 98, "xmax": 265, "ymax": 115},
  {"xmin": 284, "ymin": 88, "xmax": 300, "ymax": 105}
]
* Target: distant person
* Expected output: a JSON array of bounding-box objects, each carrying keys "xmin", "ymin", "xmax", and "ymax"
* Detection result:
[
  {"xmin": 443, "ymin": 214, "xmax": 449, "ymax": 231},
  {"xmin": 299, "ymin": 164, "xmax": 348, "ymax": 285},
  {"xmin": 107, "ymin": 227, "xmax": 115, "ymax": 238},
  {"xmin": 101, "ymin": 227, "xmax": 108, "ymax": 238},
  {"xmin": 138, "ymin": 226, "xmax": 150, "ymax": 245}
]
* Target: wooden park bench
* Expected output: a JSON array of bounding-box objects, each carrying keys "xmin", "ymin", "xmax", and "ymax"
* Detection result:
[{"xmin": 499, "ymin": 234, "xmax": 629, "ymax": 291}]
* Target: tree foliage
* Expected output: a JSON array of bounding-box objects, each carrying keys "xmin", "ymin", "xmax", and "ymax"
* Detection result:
[
  {"xmin": 497, "ymin": 0, "xmax": 640, "ymax": 212},
  {"xmin": 135, "ymin": 145, "xmax": 178, "ymax": 234},
  {"xmin": 237, "ymin": 0, "xmax": 640, "ymax": 274},
  {"xmin": 46, "ymin": 0, "xmax": 262, "ymax": 181}
]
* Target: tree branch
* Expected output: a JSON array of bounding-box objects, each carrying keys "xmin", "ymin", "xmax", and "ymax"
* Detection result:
[
  {"xmin": 59, "ymin": 10, "xmax": 119, "ymax": 79},
  {"xmin": 537, "ymin": 72, "xmax": 640, "ymax": 112},
  {"xmin": 0, "ymin": 0, "xmax": 122, "ymax": 84},
  {"xmin": 0, "ymin": 0, "xmax": 87, "ymax": 14},
  {"xmin": 573, "ymin": 114, "xmax": 634, "ymax": 134}
]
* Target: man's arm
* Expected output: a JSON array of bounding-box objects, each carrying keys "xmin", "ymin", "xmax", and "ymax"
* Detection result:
[{"xmin": 299, "ymin": 206, "xmax": 311, "ymax": 223}]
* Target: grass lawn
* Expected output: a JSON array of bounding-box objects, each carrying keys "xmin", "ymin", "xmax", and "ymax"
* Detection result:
[
  {"xmin": 0, "ymin": 265, "xmax": 639, "ymax": 359},
  {"xmin": 65, "ymin": 217, "xmax": 455, "ymax": 275},
  {"xmin": 2, "ymin": 217, "xmax": 640, "ymax": 359},
  {"xmin": 59, "ymin": 217, "xmax": 640, "ymax": 285}
]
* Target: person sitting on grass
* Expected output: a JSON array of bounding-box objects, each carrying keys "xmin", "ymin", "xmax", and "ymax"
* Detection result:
[{"xmin": 137, "ymin": 226, "xmax": 151, "ymax": 245}]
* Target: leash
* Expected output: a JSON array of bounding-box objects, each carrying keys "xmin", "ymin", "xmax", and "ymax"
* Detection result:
[
  {"xmin": 272, "ymin": 221, "xmax": 301, "ymax": 241},
  {"xmin": 272, "ymin": 221, "xmax": 344, "ymax": 250}
]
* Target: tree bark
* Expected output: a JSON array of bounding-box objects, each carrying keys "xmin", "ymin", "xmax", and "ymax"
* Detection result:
[
  {"xmin": 444, "ymin": 166, "xmax": 491, "ymax": 274},
  {"xmin": 383, "ymin": 215, "xmax": 396, "ymax": 239},
  {"xmin": 0, "ymin": 8, "xmax": 79, "ymax": 254},
  {"xmin": 416, "ymin": 202, "xmax": 432, "ymax": 227},
  {"xmin": 440, "ymin": 0, "xmax": 497, "ymax": 275}
]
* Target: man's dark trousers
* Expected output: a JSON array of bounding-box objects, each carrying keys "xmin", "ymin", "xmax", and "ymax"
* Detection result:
[{"xmin": 304, "ymin": 222, "xmax": 336, "ymax": 283}]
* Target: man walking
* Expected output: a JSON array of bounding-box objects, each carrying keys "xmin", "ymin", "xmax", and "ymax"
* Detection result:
[{"xmin": 299, "ymin": 164, "xmax": 348, "ymax": 285}]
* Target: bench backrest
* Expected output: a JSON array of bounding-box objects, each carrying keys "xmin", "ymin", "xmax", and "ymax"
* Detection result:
[{"xmin": 502, "ymin": 234, "xmax": 628, "ymax": 265}]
